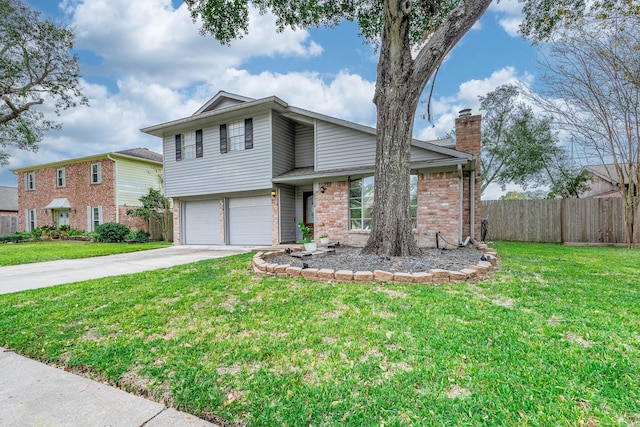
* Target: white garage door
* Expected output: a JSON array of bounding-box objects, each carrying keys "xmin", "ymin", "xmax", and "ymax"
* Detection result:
[
  {"xmin": 183, "ymin": 200, "xmax": 220, "ymax": 245},
  {"xmin": 229, "ymin": 196, "xmax": 272, "ymax": 245}
]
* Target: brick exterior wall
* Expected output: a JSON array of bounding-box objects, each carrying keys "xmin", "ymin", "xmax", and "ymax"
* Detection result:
[
  {"xmin": 17, "ymin": 159, "xmax": 117, "ymax": 231},
  {"xmin": 271, "ymin": 192, "xmax": 279, "ymax": 244},
  {"xmin": 172, "ymin": 199, "xmax": 181, "ymax": 244}
]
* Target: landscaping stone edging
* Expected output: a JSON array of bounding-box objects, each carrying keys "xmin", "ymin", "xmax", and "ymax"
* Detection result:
[{"xmin": 252, "ymin": 243, "xmax": 498, "ymax": 284}]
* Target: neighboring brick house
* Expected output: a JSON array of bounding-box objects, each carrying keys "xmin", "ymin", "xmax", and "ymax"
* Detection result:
[
  {"xmin": 0, "ymin": 186, "xmax": 18, "ymax": 234},
  {"xmin": 12, "ymin": 148, "xmax": 163, "ymax": 233},
  {"xmin": 142, "ymin": 91, "xmax": 480, "ymax": 247}
]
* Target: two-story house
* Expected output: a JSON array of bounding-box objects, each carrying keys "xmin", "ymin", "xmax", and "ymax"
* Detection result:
[
  {"xmin": 13, "ymin": 148, "xmax": 163, "ymax": 233},
  {"xmin": 141, "ymin": 92, "xmax": 481, "ymax": 247}
]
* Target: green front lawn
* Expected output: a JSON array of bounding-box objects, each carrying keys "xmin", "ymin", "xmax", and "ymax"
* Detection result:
[
  {"xmin": 0, "ymin": 242, "xmax": 638, "ymax": 426},
  {"xmin": 0, "ymin": 241, "xmax": 172, "ymax": 266}
]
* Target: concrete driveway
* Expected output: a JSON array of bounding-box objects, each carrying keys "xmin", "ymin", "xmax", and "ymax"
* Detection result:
[{"xmin": 0, "ymin": 245, "xmax": 250, "ymax": 295}]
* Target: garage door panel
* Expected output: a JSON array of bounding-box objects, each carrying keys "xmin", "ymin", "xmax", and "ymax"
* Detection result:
[
  {"xmin": 229, "ymin": 196, "xmax": 272, "ymax": 245},
  {"xmin": 184, "ymin": 200, "xmax": 220, "ymax": 245}
]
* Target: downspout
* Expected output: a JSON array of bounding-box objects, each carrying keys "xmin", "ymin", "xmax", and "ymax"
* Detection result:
[
  {"xmin": 107, "ymin": 154, "xmax": 118, "ymax": 223},
  {"xmin": 458, "ymin": 163, "xmax": 463, "ymax": 245},
  {"xmin": 470, "ymin": 165, "xmax": 475, "ymax": 241}
]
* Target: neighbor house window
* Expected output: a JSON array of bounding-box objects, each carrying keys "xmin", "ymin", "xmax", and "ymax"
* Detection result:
[
  {"xmin": 26, "ymin": 209, "xmax": 37, "ymax": 231},
  {"xmin": 349, "ymin": 175, "xmax": 418, "ymax": 230},
  {"xmin": 57, "ymin": 168, "xmax": 66, "ymax": 188},
  {"xmin": 87, "ymin": 206, "xmax": 103, "ymax": 231},
  {"xmin": 91, "ymin": 162, "xmax": 102, "ymax": 184},
  {"xmin": 25, "ymin": 172, "xmax": 36, "ymax": 191},
  {"xmin": 220, "ymin": 118, "xmax": 253, "ymax": 153},
  {"xmin": 175, "ymin": 129, "xmax": 203, "ymax": 161}
]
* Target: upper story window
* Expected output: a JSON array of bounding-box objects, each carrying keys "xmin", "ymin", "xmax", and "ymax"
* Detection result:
[
  {"xmin": 57, "ymin": 168, "xmax": 66, "ymax": 188},
  {"xmin": 91, "ymin": 162, "xmax": 102, "ymax": 184},
  {"xmin": 220, "ymin": 118, "xmax": 253, "ymax": 153},
  {"xmin": 24, "ymin": 172, "xmax": 35, "ymax": 191},
  {"xmin": 349, "ymin": 175, "xmax": 418, "ymax": 230},
  {"xmin": 175, "ymin": 129, "xmax": 203, "ymax": 161}
]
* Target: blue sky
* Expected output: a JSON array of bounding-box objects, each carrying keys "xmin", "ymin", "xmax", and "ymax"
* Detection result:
[{"xmin": 3, "ymin": 0, "xmax": 537, "ymax": 198}]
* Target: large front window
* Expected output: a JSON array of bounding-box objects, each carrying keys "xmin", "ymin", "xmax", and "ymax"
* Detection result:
[{"xmin": 349, "ymin": 175, "xmax": 418, "ymax": 230}]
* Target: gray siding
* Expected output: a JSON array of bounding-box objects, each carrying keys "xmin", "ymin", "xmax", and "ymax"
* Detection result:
[
  {"xmin": 202, "ymin": 98, "xmax": 245, "ymax": 113},
  {"xmin": 410, "ymin": 145, "xmax": 451, "ymax": 162},
  {"xmin": 295, "ymin": 124, "xmax": 314, "ymax": 168},
  {"xmin": 316, "ymin": 121, "xmax": 375, "ymax": 171},
  {"xmin": 272, "ymin": 112, "xmax": 295, "ymax": 176},
  {"xmin": 278, "ymin": 185, "xmax": 296, "ymax": 242},
  {"xmin": 164, "ymin": 112, "xmax": 272, "ymax": 198}
]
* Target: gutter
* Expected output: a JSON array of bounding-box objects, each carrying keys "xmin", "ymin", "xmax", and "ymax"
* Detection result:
[{"xmin": 458, "ymin": 164, "xmax": 463, "ymax": 245}]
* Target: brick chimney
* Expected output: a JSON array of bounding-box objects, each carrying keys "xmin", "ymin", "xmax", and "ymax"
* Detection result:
[{"xmin": 455, "ymin": 109, "xmax": 482, "ymax": 241}]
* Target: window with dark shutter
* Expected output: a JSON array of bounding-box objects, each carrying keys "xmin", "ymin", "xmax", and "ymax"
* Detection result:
[
  {"xmin": 220, "ymin": 124, "xmax": 227, "ymax": 154},
  {"xmin": 195, "ymin": 129, "xmax": 203, "ymax": 158},
  {"xmin": 244, "ymin": 118, "xmax": 253, "ymax": 150},
  {"xmin": 175, "ymin": 134, "xmax": 182, "ymax": 161}
]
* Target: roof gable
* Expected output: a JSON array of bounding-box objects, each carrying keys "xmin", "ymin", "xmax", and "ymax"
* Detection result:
[{"xmin": 193, "ymin": 91, "xmax": 256, "ymax": 116}]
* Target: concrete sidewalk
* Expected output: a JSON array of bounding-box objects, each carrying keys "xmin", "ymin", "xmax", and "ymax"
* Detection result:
[
  {"xmin": 0, "ymin": 245, "xmax": 250, "ymax": 295},
  {"xmin": 0, "ymin": 347, "xmax": 217, "ymax": 426},
  {"xmin": 0, "ymin": 245, "xmax": 254, "ymax": 426}
]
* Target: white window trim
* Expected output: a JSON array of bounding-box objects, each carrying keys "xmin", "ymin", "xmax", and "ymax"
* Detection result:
[
  {"xmin": 228, "ymin": 120, "xmax": 245, "ymax": 151},
  {"xmin": 181, "ymin": 131, "xmax": 197, "ymax": 159},
  {"xmin": 57, "ymin": 168, "xmax": 66, "ymax": 188},
  {"xmin": 91, "ymin": 162, "xmax": 102, "ymax": 184},
  {"xmin": 25, "ymin": 172, "xmax": 36, "ymax": 191}
]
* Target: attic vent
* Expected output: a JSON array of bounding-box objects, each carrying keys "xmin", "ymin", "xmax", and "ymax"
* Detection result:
[{"xmin": 458, "ymin": 108, "xmax": 472, "ymax": 117}]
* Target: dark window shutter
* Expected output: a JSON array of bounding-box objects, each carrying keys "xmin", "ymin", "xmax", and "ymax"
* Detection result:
[
  {"xmin": 175, "ymin": 134, "xmax": 182, "ymax": 161},
  {"xmin": 220, "ymin": 124, "xmax": 227, "ymax": 154},
  {"xmin": 244, "ymin": 118, "xmax": 253, "ymax": 150},
  {"xmin": 195, "ymin": 129, "xmax": 203, "ymax": 158}
]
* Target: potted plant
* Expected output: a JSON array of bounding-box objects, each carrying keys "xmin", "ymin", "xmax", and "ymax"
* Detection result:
[
  {"xmin": 318, "ymin": 222, "xmax": 329, "ymax": 245},
  {"xmin": 297, "ymin": 222, "xmax": 316, "ymax": 252}
]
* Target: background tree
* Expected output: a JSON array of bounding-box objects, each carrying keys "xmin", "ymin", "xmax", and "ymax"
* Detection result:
[
  {"xmin": 127, "ymin": 174, "xmax": 172, "ymax": 242},
  {"xmin": 0, "ymin": 0, "xmax": 88, "ymax": 166},
  {"xmin": 185, "ymin": 0, "xmax": 595, "ymax": 256},
  {"xmin": 529, "ymin": 9, "xmax": 640, "ymax": 246},
  {"xmin": 479, "ymin": 84, "xmax": 561, "ymax": 194}
]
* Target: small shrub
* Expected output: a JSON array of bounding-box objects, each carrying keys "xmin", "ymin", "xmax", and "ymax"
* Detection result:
[
  {"xmin": 0, "ymin": 232, "xmax": 32, "ymax": 244},
  {"xmin": 125, "ymin": 229, "xmax": 149, "ymax": 243},
  {"xmin": 94, "ymin": 222, "xmax": 130, "ymax": 243}
]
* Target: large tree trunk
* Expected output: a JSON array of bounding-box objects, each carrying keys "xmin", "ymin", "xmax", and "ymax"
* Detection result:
[
  {"xmin": 363, "ymin": 0, "xmax": 492, "ymax": 256},
  {"xmin": 362, "ymin": 0, "xmax": 421, "ymax": 256}
]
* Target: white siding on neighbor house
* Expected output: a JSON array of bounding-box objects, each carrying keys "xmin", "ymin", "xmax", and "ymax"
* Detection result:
[
  {"xmin": 183, "ymin": 200, "xmax": 220, "ymax": 244},
  {"xmin": 163, "ymin": 112, "xmax": 273, "ymax": 198},
  {"xmin": 315, "ymin": 121, "xmax": 376, "ymax": 171},
  {"xmin": 272, "ymin": 112, "xmax": 295, "ymax": 177},
  {"xmin": 295, "ymin": 123, "xmax": 314, "ymax": 168},
  {"xmin": 115, "ymin": 158, "xmax": 162, "ymax": 206},
  {"xmin": 228, "ymin": 196, "xmax": 272, "ymax": 245},
  {"xmin": 278, "ymin": 186, "xmax": 296, "ymax": 243}
]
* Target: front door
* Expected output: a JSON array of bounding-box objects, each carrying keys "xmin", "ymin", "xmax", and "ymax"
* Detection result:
[
  {"xmin": 56, "ymin": 209, "xmax": 69, "ymax": 227},
  {"xmin": 303, "ymin": 191, "xmax": 315, "ymax": 238}
]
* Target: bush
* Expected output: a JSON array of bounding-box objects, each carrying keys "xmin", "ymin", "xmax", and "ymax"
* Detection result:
[
  {"xmin": 125, "ymin": 229, "xmax": 149, "ymax": 243},
  {"xmin": 0, "ymin": 232, "xmax": 32, "ymax": 244},
  {"xmin": 94, "ymin": 222, "xmax": 130, "ymax": 243}
]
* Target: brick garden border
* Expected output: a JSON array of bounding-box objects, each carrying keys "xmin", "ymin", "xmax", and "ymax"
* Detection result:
[{"xmin": 252, "ymin": 243, "xmax": 498, "ymax": 284}]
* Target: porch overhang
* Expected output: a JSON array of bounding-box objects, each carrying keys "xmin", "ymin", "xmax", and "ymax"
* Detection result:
[
  {"xmin": 44, "ymin": 198, "xmax": 72, "ymax": 209},
  {"xmin": 272, "ymin": 158, "xmax": 476, "ymax": 186}
]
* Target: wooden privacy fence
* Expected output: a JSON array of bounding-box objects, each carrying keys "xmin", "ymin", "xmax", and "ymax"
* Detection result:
[
  {"xmin": 482, "ymin": 198, "xmax": 640, "ymax": 244},
  {"xmin": 0, "ymin": 216, "xmax": 18, "ymax": 234},
  {"xmin": 149, "ymin": 215, "xmax": 173, "ymax": 242}
]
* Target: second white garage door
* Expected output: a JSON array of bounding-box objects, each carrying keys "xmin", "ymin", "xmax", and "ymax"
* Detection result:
[
  {"xmin": 228, "ymin": 196, "xmax": 272, "ymax": 245},
  {"xmin": 183, "ymin": 200, "xmax": 220, "ymax": 245}
]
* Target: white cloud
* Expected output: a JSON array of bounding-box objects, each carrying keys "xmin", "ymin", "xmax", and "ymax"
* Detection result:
[
  {"xmin": 67, "ymin": 0, "xmax": 323, "ymax": 88},
  {"xmin": 489, "ymin": 0, "xmax": 524, "ymax": 37},
  {"xmin": 416, "ymin": 66, "xmax": 532, "ymax": 141}
]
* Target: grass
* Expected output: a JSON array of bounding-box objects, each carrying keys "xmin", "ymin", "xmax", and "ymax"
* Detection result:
[
  {"xmin": 0, "ymin": 242, "xmax": 638, "ymax": 426},
  {"xmin": 0, "ymin": 240, "xmax": 172, "ymax": 266}
]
